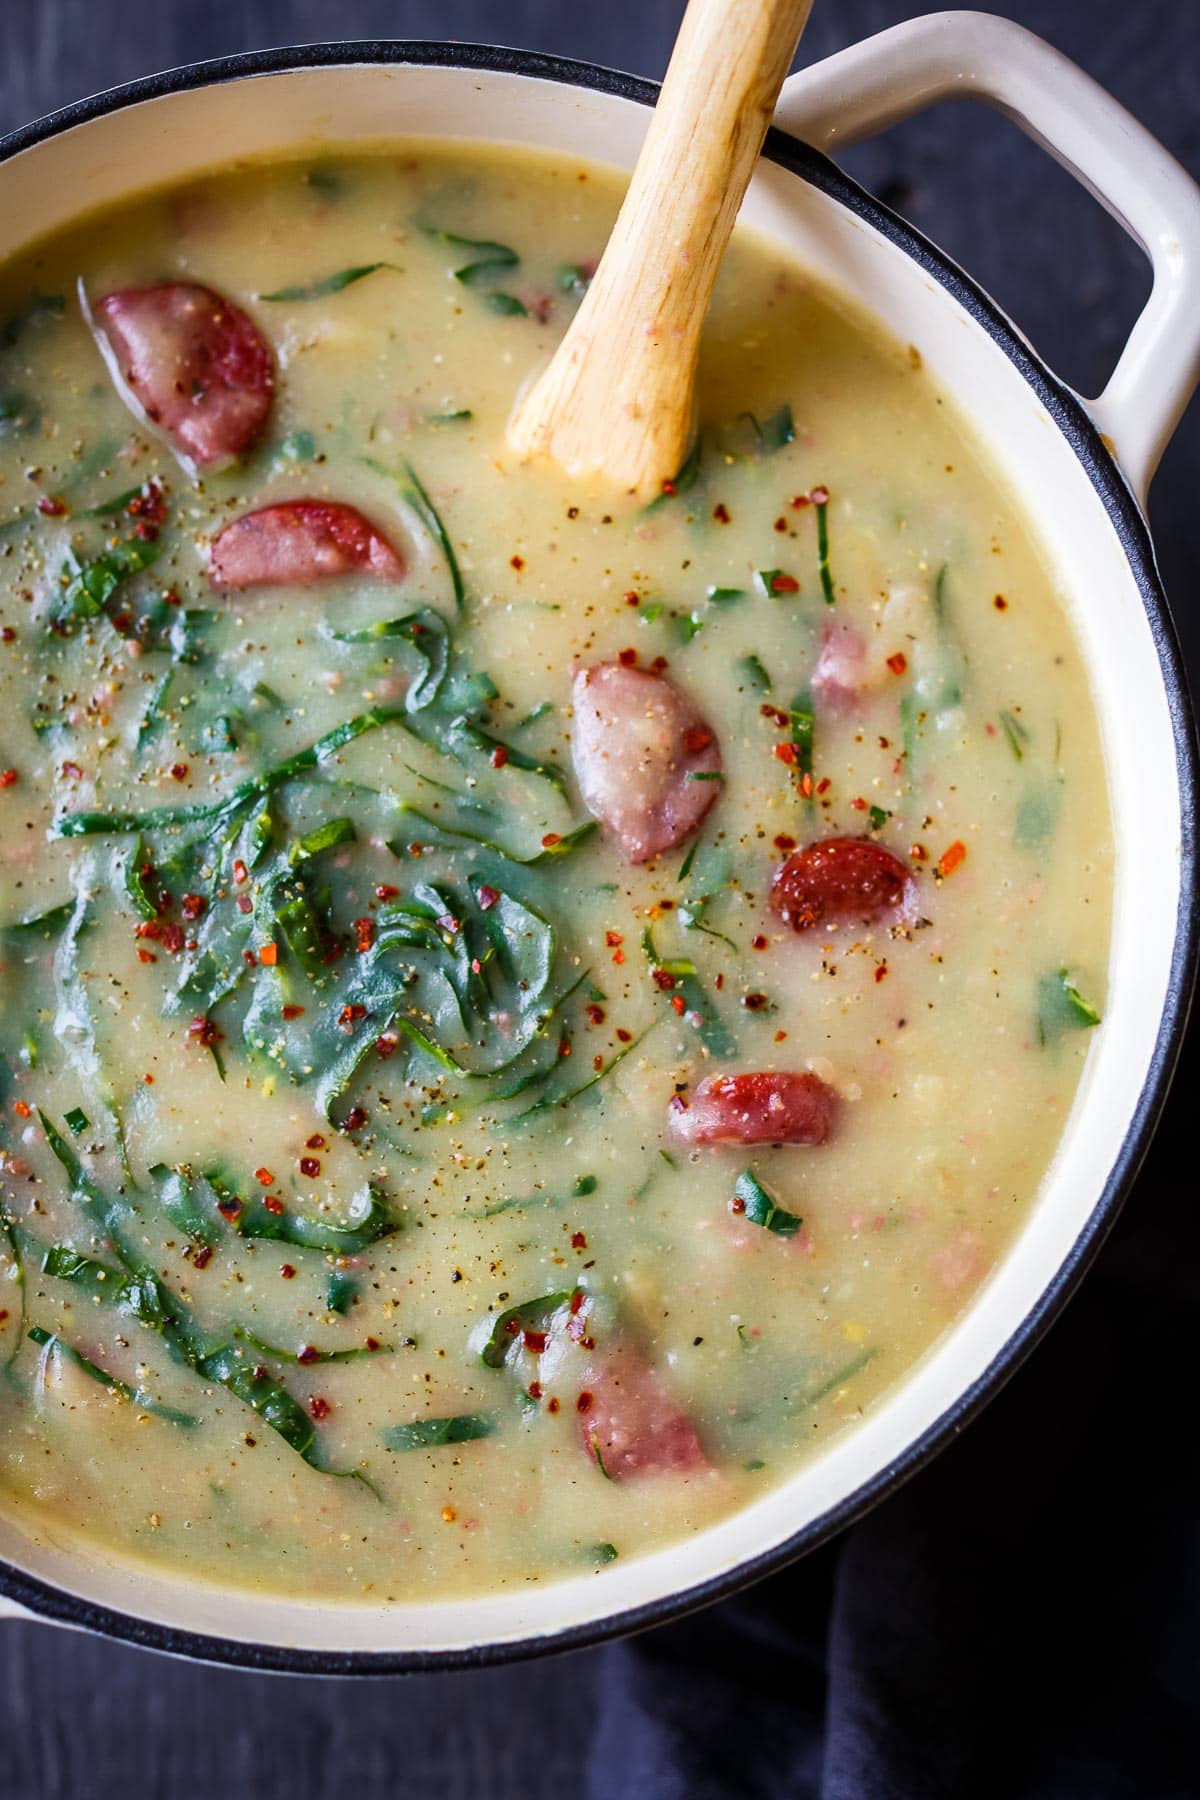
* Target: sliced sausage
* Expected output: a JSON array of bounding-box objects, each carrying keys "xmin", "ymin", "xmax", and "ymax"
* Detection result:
[
  {"xmin": 209, "ymin": 501, "xmax": 405, "ymax": 591},
  {"xmin": 772, "ymin": 836, "xmax": 912, "ymax": 933},
  {"xmin": 667, "ymin": 1071, "xmax": 838, "ymax": 1148},
  {"xmin": 579, "ymin": 1338, "xmax": 708, "ymax": 1480},
  {"xmin": 92, "ymin": 282, "xmax": 273, "ymax": 467},
  {"xmin": 571, "ymin": 662, "xmax": 721, "ymax": 863}
]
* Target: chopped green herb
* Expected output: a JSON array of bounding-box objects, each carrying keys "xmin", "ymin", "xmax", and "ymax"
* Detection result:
[
  {"xmin": 478, "ymin": 1291, "xmax": 572, "ymax": 1369},
  {"xmin": 733, "ymin": 1169, "xmax": 802, "ymax": 1237},
  {"xmin": 998, "ymin": 709, "xmax": 1028, "ymax": 759},
  {"xmin": 326, "ymin": 1271, "xmax": 359, "ymax": 1316},
  {"xmin": 814, "ymin": 489, "xmax": 836, "ymax": 605},
  {"xmin": 27, "ymin": 1326, "xmax": 196, "ymax": 1427},
  {"xmin": 738, "ymin": 653, "xmax": 772, "ymax": 694},
  {"xmin": 1037, "ymin": 968, "xmax": 1102, "ymax": 1044},
  {"xmin": 382, "ymin": 1412, "xmax": 496, "ymax": 1450},
  {"xmin": 867, "ymin": 805, "xmax": 892, "ymax": 831},
  {"xmin": 261, "ymin": 263, "xmax": 395, "ymax": 302},
  {"xmin": 63, "ymin": 1107, "xmax": 89, "ymax": 1137}
]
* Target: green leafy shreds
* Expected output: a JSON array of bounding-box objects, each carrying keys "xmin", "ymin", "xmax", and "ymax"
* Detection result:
[
  {"xmin": 203, "ymin": 1170, "xmax": 398, "ymax": 1254},
  {"xmin": 326, "ymin": 1271, "xmax": 358, "ymax": 1315},
  {"xmin": 261, "ymin": 263, "xmax": 395, "ymax": 302},
  {"xmin": 642, "ymin": 926, "xmax": 737, "ymax": 1059},
  {"xmin": 27, "ymin": 1326, "xmax": 196, "ymax": 1426},
  {"xmin": 478, "ymin": 1291, "xmax": 572, "ymax": 1369},
  {"xmin": 62, "ymin": 1107, "xmax": 89, "ymax": 1137},
  {"xmin": 559, "ymin": 263, "xmax": 593, "ymax": 296},
  {"xmin": 51, "ymin": 535, "xmax": 160, "ymax": 631},
  {"xmin": 813, "ymin": 488, "xmax": 836, "ymax": 605},
  {"xmin": 78, "ymin": 479, "xmax": 160, "ymax": 520},
  {"xmin": 789, "ymin": 693, "xmax": 814, "ymax": 785},
  {"xmin": 733, "ymin": 1169, "xmax": 802, "ymax": 1237},
  {"xmin": 0, "ymin": 1219, "xmax": 24, "ymax": 1370},
  {"xmin": 392, "ymin": 806, "xmax": 595, "ymax": 866},
  {"xmin": 738, "ymin": 654, "xmax": 772, "ymax": 694},
  {"xmin": 364, "ymin": 458, "xmax": 465, "ymax": 614},
  {"xmin": 136, "ymin": 670, "xmax": 174, "ymax": 748},
  {"xmin": 233, "ymin": 1329, "xmax": 390, "ymax": 1365},
  {"xmin": 867, "ymin": 805, "xmax": 892, "ymax": 832},
  {"xmin": 508, "ymin": 1026, "xmax": 653, "ymax": 1124},
  {"xmin": 788, "ymin": 1347, "xmax": 877, "ymax": 1413},
  {"xmin": 485, "ymin": 293, "xmax": 529, "ymax": 317},
  {"xmin": 33, "ymin": 1119, "xmax": 373, "ymax": 1482},
  {"xmin": 382, "ymin": 1412, "xmax": 496, "ymax": 1451},
  {"xmin": 423, "ymin": 229, "xmax": 525, "ymax": 314},
  {"xmin": 123, "ymin": 838, "xmax": 159, "ymax": 921},
  {"xmin": 1037, "ymin": 969, "xmax": 1102, "ymax": 1045},
  {"xmin": 324, "ymin": 606, "xmax": 450, "ymax": 710},
  {"xmin": 150, "ymin": 1164, "xmax": 220, "ymax": 1249},
  {"xmin": 288, "ymin": 816, "xmax": 356, "ymax": 864},
  {"xmin": 998, "ymin": 710, "xmax": 1028, "ymax": 760},
  {"xmin": 6, "ymin": 900, "xmax": 75, "ymax": 938}
]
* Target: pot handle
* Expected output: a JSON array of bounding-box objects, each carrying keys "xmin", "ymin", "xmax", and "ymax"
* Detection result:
[{"xmin": 775, "ymin": 10, "xmax": 1200, "ymax": 503}]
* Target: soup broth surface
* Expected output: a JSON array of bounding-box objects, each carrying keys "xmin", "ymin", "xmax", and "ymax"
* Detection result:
[{"xmin": 0, "ymin": 144, "xmax": 1111, "ymax": 1601}]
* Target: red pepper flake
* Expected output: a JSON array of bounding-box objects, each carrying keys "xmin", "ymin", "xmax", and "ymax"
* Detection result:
[
  {"xmin": 650, "ymin": 655, "xmax": 669, "ymax": 672},
  {"xmin": 875, "ymin": 963, "xmax": 889, "ymax": 983},
  {"xmin": 192, "ymin": 1244, "xmax": 213, "ymax": 1270},
  {"xmin": 660, "ymin": 478, "xmax": 677, "ymax": 497},
  {"xmin": 233, "ymin": 895, "xmax": 251, "ymax": 915},
  {"xmin": 652, "ymin": 968, "xmax": 676, "ymax": 991},
  {"xmin": 339, "ymin": 1003, "xmax": 367, "ymax": 1028},
  {"xmin": 742, "ymin": 993, "xmax": 768, "ymax": 1011},
  {"xmin": 137, "ymin": 948, "xmax": 157, "ymax": 964},
  {"xmin": 774, "ymin": 1029, "xmax": 788, "ymax": 1042},
  {"xmin": 527, "ymin": 1380, "xmax": 543, "ymax": 1400},
  {"xmin": 760, "ymin": 704, "xmax": 789, "ymax": 727},
  {"xmin": 576, "ymin": 1390, "xmax": 594, "ymax": 1414},
  {"xmin": 569, "ymin": 1289, "xmax": 586, "ymax": 1315},
  {"xmin": 585, "ymin": 1003, "xmax": 605, "ymax": 1026},
  {"xmin": 181, "ymin": 892, "xmax": 206, "ymax": 921},
  {"xmin": 342, "ymin": 1106, "xmax": 368, "ymax": 1131},
  {"xmin": 571, "ymin": 1231, "xmax": 587, "ymax": 1249},
  {"xmin": 280, "ymin": 1264, "xmax": 297, "ymax": 1280},
  {"xmin": 559, "ymin": 1039, "xmax": 573, "ymax": 1059},
  {"xmin": 489, "ymin": 745, "xmax": 508, "ymax": 769},
  {"xmin": 751, "ymin": 934, "xmax": 768, "ymax": 951},
  {"xmin": 670, "ymin": 994, "xmax": 686, "ymax": 1014},
  {"xmin": 374, "ymin": 1032, "xmax": 399, "ymax": 1059},
  {"xmin": 299, "ymin": 1156, "xmax": 321, "ymax": 1178},
  {"xmin": 774, "ymin": 515, "xmax": 788, "ymax": 533},
  {"xmin": 187, "ymin": 1015, "xmax": 219, "ymax": 1046},
  {"xmin": 61, "ymin": 761, "xmax": 83, "ymax": 780},
  {"xmin": 375, "ymin": 883, "xmax": 399, "ymax": 901},
  {"xmin": 254, "ymin": 1167, "xmax": 275, "ymax": 1187},
  {"xmin": 476, "ymin": 885, "xmax": 500, "ymax": 911},
  {"xmin": 800, "ymin": 773, "xmax": 814, "ymax": 798},
  {"xmin": 37, "ymin": 494, "xmax": 68, "ymax": 516},
  {"xmin": 282, "ymin": 1003, "xmax": 305, "ymax": 1020},
  {"xmin": 729, "ymin": 1194, "xmax": 747, "ymax": 1214},
  {"xmin": 773, "ymin": 834, "xmax": 796, "ymax": 852},
  {"xmin": 309, "ymin": 1396, "xmax": 331, "ymax": 1420},
  {"xmin": 774, "ymin": 742, "xmax": 798, "ymax": 766},
  {"xmin": 547, "ymin": 1397, "xmax": 560, "ymax": 1414},
  {"xmin": 615, "ymin": 1027, "xmax": 632, "ymax": 1044},
  {"xmin": 712, "ymin": 503, "xmax": 731, "ymax": 524},
  {"xmin": 617, "ymin": 648, "xmax": 637, "ymax": 667},
  {"xmin": 887, "ymin": 651, "xmax": 908, "ymax": 675},
  {"xmin": 143, "ymin": 1072, "xmax": 155, "ymax": 1085},
  {"xmin": 169, "ymin": 763, "xmax": 188, "ymax": 781},
  {"xmin": 522, "ymin": 1329, "xmax": 548, "ymax": 1354},
  {"xmin": 306, "ymin": 1134, "xmax": 327, "ymax": 1151},
  {"xmin": 994, "ymin": 594, "xmax": 1008, "ymax": 611},
  {"xmin": 296, "ymin": 1345, "xmax": 319, "ymax": 1366},
  {"xmin": 161, "ymin": 923, "xmax": 185, "ymax": 954},
  {"xmin": 263, "ymin": 1195, "xmax": 285, "ymax": 1215},
  {"xmin": 365, "ymin": 1336, "xmax": 381, "ymax": 1352},
  {"xmin": 540, "ymin": 833, "xmax": 562, "ymax": 850},
  {"xmin": 624, "ymin": 590, "xmax": 640, "ymax": 607},
  {"xmin": 0, "ymin": 626, "xmax": 16, "ymax": 642},
  {"xmin": 938, "ymin": 839, "xmax": 967, "ymax": 877},
  {"xmin": 135, "ymin": 920, "xmax": 162, "ymax": 940},
  {"xmin": 354, "ymin": 916, "xmax": 375, "ymax": 953},
  {"xmin": 0, "ymin": 769, "xmax": 17, "ymax": 789},
  {"xmin": 769, "ymin": 572, "xmax": 800, "ymax": 595},
  {"xmin": 232, "ymin": 859, "xmax": 248, "ymax": 885},
  {"xmin": 810, "ymin": 484, "xmax": 830, "ymax": 505},
  {"xmin": 604, "ymin": 930, "xmax": 623, "ymax": 948},
  {"xmin": 816, "ymin": 777, "xmax": 831, "ymax": 795},
  {"xmin": 216, "ymin": 1196, "xmax": 242, "ymax": 1220},
  {"xmin": 683, "ymin": 725, "xmax": 713, "ymax": 754},
  {"xmin": 593, "ymin": 1054, "xmax": 604, "ymax": 1070},
  {"xmin": 13, "ymin": 1101, "xmax": 31, "ymax": 1119},
  {"xmin": 509, "ymin": 554, "xmax": 525, "ymax": 571},
  {"xmin": 850, "ymin": 796, "xmax": 868, "ymax": 812},
  {"xmin": 790, "ymin": 492, "xmax": 812, "ymax": 509}
]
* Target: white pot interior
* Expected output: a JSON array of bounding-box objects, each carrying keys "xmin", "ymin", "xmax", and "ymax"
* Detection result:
[{"xmin": 0, "ymin": 59, "xmax": 1186, "ymax": 1659}]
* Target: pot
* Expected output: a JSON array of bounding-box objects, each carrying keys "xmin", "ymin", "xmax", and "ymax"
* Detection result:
[{"xmin": 0, "ymin": 11, "xmax": 1197, "ymax": 1674}]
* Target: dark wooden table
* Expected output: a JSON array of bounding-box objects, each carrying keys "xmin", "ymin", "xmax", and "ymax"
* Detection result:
[{"xmin": 1, "ymin": 4, "xmax": 1196, "ymax": 1794}]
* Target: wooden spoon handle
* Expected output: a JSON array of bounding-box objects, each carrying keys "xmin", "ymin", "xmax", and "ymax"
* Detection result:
[{"xmin": 508, "ymin": 0, "xmax": 813, "ymax": 496}]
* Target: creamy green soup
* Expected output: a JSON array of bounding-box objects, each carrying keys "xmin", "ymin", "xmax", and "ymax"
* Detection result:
[{"xmin": 0, "ymin": 144, "xmax": 1111, "ymax": 1601}]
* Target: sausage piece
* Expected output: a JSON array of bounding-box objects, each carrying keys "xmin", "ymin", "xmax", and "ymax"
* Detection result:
[
  {"xmin": 571, "ymin": 662, "xmax": 721, "ymax": 863},
  {"xmin": 580, "ymin": 1338, "xmax": 708, "ymax": 1480},
  {"xmin": 92, "ymin": 282, "xmax": 273, "ymax": 467},
  {"xmin": 772, "ymin": 836, "xmax": 912, "ymax": 933},
  {"xmin": 209, "ymin": 501, "xmax": 405, "ymax": 591},
  {"xmin": 667, "ymin": 1071, "xmax": 839, "ymax": 1148}
]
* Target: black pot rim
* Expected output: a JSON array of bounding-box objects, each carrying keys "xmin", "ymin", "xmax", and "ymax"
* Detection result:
[{"xmin": 0, "ymin": 37, "xmax": 1195, "ymax": 1678}]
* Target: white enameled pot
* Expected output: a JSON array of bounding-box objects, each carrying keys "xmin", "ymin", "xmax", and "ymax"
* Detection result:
[{"xmin": 0, "ymin": 11, "xmax": 1197, "ymax": 1673}]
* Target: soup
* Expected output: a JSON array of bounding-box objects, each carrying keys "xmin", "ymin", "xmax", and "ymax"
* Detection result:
[{"xmin": 0, "ymin": 145, "xmax": 1111, "ymax": 1602}]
